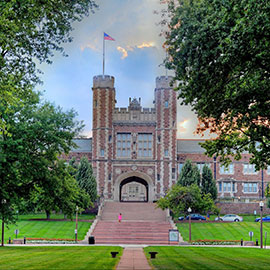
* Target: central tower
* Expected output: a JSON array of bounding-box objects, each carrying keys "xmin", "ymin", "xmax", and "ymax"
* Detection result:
[{"xmin": 92, "ymin": 75, "xmax": 177, "ymax": 201}]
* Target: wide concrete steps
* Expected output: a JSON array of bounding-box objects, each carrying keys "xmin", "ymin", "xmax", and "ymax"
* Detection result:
[
  {"xmin": 101, "ymin": 202, "xmax": 166, "ymax": 221},
  {"xmin": 93, "ymin": 220, "xmax": 173, "ymax": 244},
  {"xmin": 92, "ymin": 202, "xmax": 177, "ymax": 244}
]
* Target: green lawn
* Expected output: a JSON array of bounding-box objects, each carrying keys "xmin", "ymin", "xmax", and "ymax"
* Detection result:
[
  {"xmin": 0, "ymin": 246, "xmax": 122, "ymax": 270},
  {"xmin": 1, "ymin": 213, "xmax": 94, "ymax": 244},
  {"xmin": 145, "ymin": 246, "xmax": 270, "ymax": 270},
  {"xmin": 177, "ymin": 219, "xmax": 270, "ymax": 243}
]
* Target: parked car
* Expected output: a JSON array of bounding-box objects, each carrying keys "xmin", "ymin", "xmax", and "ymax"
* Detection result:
[
  {"xmin": 216, "ymin": 214, "xmax": 243, "ymax": 222},
  {"xmin": 178, "ymin": 214, "xmax": 206, "ymax": 221},
  {"xmin": 255, "ymin": 216, "xmax": 270, "ymax": 222}
]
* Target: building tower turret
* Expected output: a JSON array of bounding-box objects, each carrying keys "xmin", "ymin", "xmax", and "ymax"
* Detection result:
[
  {"xmin": 92, "ymin": 75, "xmax": 115, "ymax": 199},
  {"xmin": 155, "ymin": 76, "xmax": 177, "ymax": 197}
]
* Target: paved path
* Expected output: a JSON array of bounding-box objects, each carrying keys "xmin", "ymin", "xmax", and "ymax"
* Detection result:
[{"xmin": 116, "ymin": 247, "xmax": 151, "ymax": 270}]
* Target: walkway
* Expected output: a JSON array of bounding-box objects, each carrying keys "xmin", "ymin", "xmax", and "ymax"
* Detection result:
[{"xmin": 116, "ymin": 247, "xmax": 151, "ymax": 270}]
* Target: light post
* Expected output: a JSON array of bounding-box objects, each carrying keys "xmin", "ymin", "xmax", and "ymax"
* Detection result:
[
  {"xmin": 188, "ymin": 207, "xmax": 192, "ymax": 242},
  {"xmin": 1, "ymin": 199, "xmax": 6, "ymax": 247},
  {"xmin": 75, "ymin": 206, "xmax": 79, "ymax": 242},
  {"xmin": 260, "ymin": 201, "xmax": 264, "ymax": 249}
]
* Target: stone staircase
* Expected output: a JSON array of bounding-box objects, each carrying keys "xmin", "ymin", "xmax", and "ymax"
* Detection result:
[{"xmin": 92, "ymin": 202, "xmax": 178, "ymax": 244}]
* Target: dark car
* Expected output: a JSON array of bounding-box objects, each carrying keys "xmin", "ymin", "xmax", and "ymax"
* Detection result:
[
  {"xmin": 255, "ymin": 216, "xmax": 270, "ymax": 222},
  {"xmin": 186, "ymin": 214, "xmax": 206, "ymax": 221},
  {"xmin": 178, "ymin": 214, "xmax": 206, "ymax": 221}
]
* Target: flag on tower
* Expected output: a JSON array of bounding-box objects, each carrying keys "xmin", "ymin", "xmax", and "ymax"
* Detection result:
[{"xmin": 104, "ymin": 32, "xmax": 115, "ymax": 41}]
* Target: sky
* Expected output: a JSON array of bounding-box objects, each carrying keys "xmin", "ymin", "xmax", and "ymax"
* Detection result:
[{"xmin": 37, "ymin": 0, "xmax": 205, "ymax": 139}]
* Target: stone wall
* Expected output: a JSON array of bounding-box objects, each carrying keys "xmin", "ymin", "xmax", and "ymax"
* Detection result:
[{"xmin": 217, "ymin": 202, "xmax": 270, "ymax": 215}]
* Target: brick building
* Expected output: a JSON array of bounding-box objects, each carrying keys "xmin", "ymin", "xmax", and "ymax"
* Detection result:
[{"xmin": 63, "ymin": 74, "xmax": 270, "ymax": 213}]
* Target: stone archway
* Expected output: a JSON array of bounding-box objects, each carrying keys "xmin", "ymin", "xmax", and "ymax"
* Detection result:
[
  {"xmin": 120, "ymin": 177, "xmax": 148, "ymax": 202},
  {"xmin": 114, "ymin": 171, "xmax": 154, "ymax": 202}
]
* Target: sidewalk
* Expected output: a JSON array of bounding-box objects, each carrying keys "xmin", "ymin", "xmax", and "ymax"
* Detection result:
[{"xmin": 116, "ymin": 247, "xmax": 151, "ymax": 270}]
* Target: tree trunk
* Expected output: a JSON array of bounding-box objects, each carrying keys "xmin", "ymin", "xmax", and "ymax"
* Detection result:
[
  {"xmin": 1, "ymin": 219, "xmax": 4, "ymax": 246},
  {"xmin": 46, "ymin": 210, "xmax": 51, "ymax": 220}
]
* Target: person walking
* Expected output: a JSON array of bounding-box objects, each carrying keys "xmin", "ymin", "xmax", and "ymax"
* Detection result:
[{"xmin": 118, "ymin": 213, "xmax": 122, "ymax": 223}]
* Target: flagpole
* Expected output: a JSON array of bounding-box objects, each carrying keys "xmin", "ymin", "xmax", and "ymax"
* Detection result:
[{"xmin": 103, "ymin": 33, "xmax": 105, "ymax": 77}]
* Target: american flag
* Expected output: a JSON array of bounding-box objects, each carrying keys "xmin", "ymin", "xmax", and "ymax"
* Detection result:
[{"xmin": 104, "ymin": 32, "xmax": 115, "ymax": 41}]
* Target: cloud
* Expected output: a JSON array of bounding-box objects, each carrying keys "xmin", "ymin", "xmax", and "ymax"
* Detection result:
[
  {"xmin": 117, "ymin": 42, "xmax": 156, "ymax": 59},
  {"xmin": 178, "ymin": 119, "xmax": 189, "ymax": 133},
  {"xmin": 137, "ymin": 42, "xmax": 155, "ymax": 49},
  {"xmin": 117, "ymin": 46, "xmax": 129, "ymax": 59},
  {"xmin": 80, "ymin": 129, "xmax": 92, "ymax": 138}
]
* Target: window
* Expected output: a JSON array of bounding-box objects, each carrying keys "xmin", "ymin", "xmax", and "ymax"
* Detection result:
[
  {"xmin": 218, "ymin": 182, "xmax": 222, "ymax": 192},
  {"xmin": 172, "ymin": 168, "xmax": 176, "ymax": 179},
  {"xmin": 157, "ymin": 174, "xmax": 160, "ymax": 181},
  {"xmin": 164, "ymin": 149, "xmax": 169, "ymax": 157},
  {"xmin": 164, "ymin": 101, "xmax": 169, "ymax": 108},
  {"xmin": 196, "ymin": 163, "xmax": 210, "ymax": 174},
  {"xmin": 220, "ymin": 164, "xmax": 234, "ymax": 174},
  {"xmin": 218, "ymin": 181, "xmax": 236, "ymax": 193},
  {"xmin": 243, "ymin": 164, "xmax": 257, "ymax": 174},
  {"xmin": 138, "ymin": 133, "xmax": 152, "ymax": 157},
  {"xmin": 108, "ymin": 173, "xmax": 111, "ymax": 181},
  {"xmin": 267, "ymin": 166, "xmax": 270, "ymax": 175},
  {"xmin": 100, "ymin": 149, "xmax": 104, "ymax": 157},
  {"xmin": 223, "ymin": 182, "xmax": 231, "ymax": 192},
  {"xmin": 117, "ymin": 133, "xmax": 131, "ymax": 157},
  {"xmin": 178, "ymin": 163, "xmax": 184, "ymax": 173},
  {"xmin": 157, "ymin": 135, "xmax": 161, "ymax": 143},
  {"xmin": 108, "ymin": 135, "xmax": 112, "ymax": 142},
  {"xmin": 243, "ymin": 183, "xmax": 258, "ymax": 193}
]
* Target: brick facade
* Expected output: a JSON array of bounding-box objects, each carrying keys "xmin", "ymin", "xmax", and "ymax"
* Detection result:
[{"xmin": 64, "ymin": 75, "xmax": 269, "ymax": 213}]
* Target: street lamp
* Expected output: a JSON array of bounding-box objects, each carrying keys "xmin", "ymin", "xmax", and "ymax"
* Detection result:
[
  {"xmin": 260, "ymin": 201, "xmax": 264, "ymax": 249},
  {"xmin": 188, "ymin": 207, "xmax": 192, "ymax": 242},
  {"xmin": 1, "ymin": 199, "xmax": 6, "ymax": 247},
  {"xmin": 75, "ymin": 206, "xmax": 79, "ymax": 242}
]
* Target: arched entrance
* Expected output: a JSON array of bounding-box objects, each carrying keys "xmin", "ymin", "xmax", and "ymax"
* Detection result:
[
  {"xmin": 120, "ymin": 176, "xmax": 148, "ymax": 202},
  {"xmin": 114, "ymin": 171, "xmax": 154, "ymax": 202}
]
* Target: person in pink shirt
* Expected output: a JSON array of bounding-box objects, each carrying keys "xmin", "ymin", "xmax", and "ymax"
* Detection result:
[{"xmin": 118, "ymin": 213, "xmax": 122, "ymax": 223}]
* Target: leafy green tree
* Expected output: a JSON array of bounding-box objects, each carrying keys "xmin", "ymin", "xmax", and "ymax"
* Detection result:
[
  {"xmin": 178, "ymin": 160, "xmax": 200, "ymax": 186},
  {"xmin": 201, "ymin": 165, "xmax": 217, "ymax": 200},
  {"xmin": 0, "ymin": 97, "xmax": 83, "ymax": 244},
  {"xmin": 165, "ymin": 0, "xmax": 270, "ymax": 169},
  {"xmin": 0, "ymin": 0, "xmax": 97, "ymax": 130},
  {"xmin": 157, "ymin": 184, "xmax": 218, "ymax": 216},
  {"xmin": 76, "ymin": 157, "xmax": 97, "ymax": 204},
  {"xmin": 32, "ymin": 160, "xmax": 91, "ymax": 219},
  {"xmin": 68, "ymin": 157, "xmax": 79, "ymax": 177}
]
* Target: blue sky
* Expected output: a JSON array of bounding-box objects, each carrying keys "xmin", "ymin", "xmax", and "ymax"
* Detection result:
[{"xmin": 37, "ymin": 0, "xmax": 204, "ymax": 139}]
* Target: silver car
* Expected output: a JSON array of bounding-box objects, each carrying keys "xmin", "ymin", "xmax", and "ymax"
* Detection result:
[{"xmin": 218, "ymin": 214, "xmax": 243, "ymax": 222}]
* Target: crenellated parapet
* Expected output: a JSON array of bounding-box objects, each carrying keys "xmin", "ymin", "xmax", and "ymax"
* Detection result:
[{"xmin": 93, "ymin": 75, "xmax": 115, "ymax": 88}]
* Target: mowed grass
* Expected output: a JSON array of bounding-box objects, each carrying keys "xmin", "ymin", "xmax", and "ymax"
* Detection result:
[
  {"xmin": 145, "ymin": 246, "xmax": 270, "ymax": 270},
  {"xmin": 0, "ymin": 246, "xmax": 123, "ymax": 270},
  {"xmin": 177, "ymin": 219, "xmax": 270, "ymax": 243},
  {"xmin": 1, "ymin": 213, "xmax": 94, "ymax": 243}
]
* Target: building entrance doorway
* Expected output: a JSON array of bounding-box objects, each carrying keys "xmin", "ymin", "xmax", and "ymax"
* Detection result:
[{"xmin": 119, "ymin": 176, "xmax": 148, "ymax": 202}]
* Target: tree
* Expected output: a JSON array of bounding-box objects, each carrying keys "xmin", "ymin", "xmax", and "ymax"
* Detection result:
[
  {"xmin": 165, "ymin": 0, "xmax": 270, "ymax": 169},
  {"xmin": 32, "ymin": 160, "xmax": 91, "ymax": 219},
  {"xmin": 0, "ymin": 97, "xmax": 83, "ymax": 244},
  {"xmin": 201, "ymin": 165, "xmax": 217, "ymax": 200},
  {"xmin": 178, "ymin": 159, "xmax": 200, "ymax": 186},
  {"xmin": 76, "ymin": 157, "xmax": 97, "ymax": 204},
  {"xmin": 0, "ymin": 0, "xmax": 97, "ymax": 129},
  {"xmin": 157, "ymin": 184, "xmax": 218, "ymax": 216}
]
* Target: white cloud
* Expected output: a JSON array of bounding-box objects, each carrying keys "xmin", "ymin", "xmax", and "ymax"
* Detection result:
[
  {"xmin": 117, "ymin": 42, "xmax": 156, "ymax": 59},
  {"xmin": 117, "ymin": 46, "xmax": 129, "ymax": 59}
]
